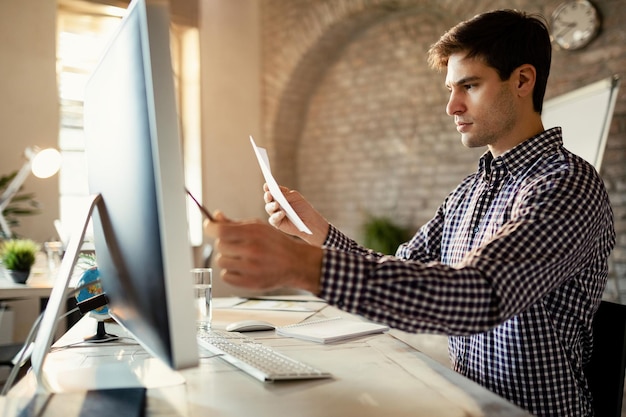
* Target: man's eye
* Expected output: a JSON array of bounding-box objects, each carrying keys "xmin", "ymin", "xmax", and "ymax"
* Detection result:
[{"xmin": 464, "ymin": 84, "xmax": 475, "ymax": 90}]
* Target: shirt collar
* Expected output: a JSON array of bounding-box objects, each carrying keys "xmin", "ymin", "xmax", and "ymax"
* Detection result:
[{"xmin": 478, "ymin": 127, "xmax": 563, "ymax": 181}]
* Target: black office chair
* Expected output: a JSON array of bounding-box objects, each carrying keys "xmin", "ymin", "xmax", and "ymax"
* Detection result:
[{"xmin": 584, "ymin": 300, "xmax": 626, "ymax": 417}]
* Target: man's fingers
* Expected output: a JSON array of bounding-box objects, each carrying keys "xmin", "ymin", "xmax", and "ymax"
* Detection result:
[
  {"xmin": 268, "ymin": 211, "xmax": 286, "ymax": 228},
  {"xmin": 265, "ymin": 201, "xmax": 280, "ymax": 215},
  {"xmin": 213, "ymin": 210, "xmax": 231, "ymax": 222}
]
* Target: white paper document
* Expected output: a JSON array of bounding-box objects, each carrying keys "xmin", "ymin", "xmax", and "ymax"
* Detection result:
[{"xmin": 249, "ymin": 136, "xmax": 312, "ymax": 234}]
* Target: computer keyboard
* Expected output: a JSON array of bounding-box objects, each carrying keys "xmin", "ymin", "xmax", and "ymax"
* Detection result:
[{"xmin": 197, "ymin": 329, "xmax": 331, "ymax": 382}]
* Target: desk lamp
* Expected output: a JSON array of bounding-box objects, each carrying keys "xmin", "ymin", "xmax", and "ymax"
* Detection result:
[{"xmin": 0, "ymin": 147, "xmax": 61, "ymax": 238}]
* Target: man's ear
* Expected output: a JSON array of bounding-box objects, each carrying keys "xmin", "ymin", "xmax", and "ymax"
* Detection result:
[{"xmin": 514, "ymin": 64, "xmax": 536, "ymax": 98}]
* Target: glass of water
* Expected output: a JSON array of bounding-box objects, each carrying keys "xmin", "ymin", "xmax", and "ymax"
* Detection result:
[{"xmin": 191, "ymin": 268, "xmax": 212, "ymax": 330}]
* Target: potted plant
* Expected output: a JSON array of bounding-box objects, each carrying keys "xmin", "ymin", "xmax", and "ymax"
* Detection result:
[
  {"xmin": 362, "ymin": 215, "xmax": 412, "ymax": 255},
  {"xmin": 0, "ymin": 238, "xmax": 40, "ymax": 284}
]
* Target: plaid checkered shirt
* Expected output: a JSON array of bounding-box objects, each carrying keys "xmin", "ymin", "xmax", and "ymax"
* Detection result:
[{"xmin": 318, "ymin": 127, "xmax": 615, "ymax": 417}]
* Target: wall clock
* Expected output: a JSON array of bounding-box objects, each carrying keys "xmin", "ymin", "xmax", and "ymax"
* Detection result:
[{"xmin": 550, "ymin": 0, "xmax": 601, "ymax": 51}]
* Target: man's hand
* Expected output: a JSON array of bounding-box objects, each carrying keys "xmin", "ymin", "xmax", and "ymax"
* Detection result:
[
  {"xmin": 263, "ymin": 184, "xmax": 330, "ymax": 246},
  {"xmin": 205, "ymin": 213, "xmax": 323, "ymax": 293}
]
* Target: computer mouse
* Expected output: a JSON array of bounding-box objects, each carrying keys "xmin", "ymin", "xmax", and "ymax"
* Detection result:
[{"xmin": 225, "ymin": 320, "xmax": 276, "ymax": 332}]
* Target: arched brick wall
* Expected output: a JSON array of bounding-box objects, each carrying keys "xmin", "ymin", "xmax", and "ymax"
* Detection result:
[{"xmin": 296, "ymin": 9, "xmax": 470, "ymax": 236}]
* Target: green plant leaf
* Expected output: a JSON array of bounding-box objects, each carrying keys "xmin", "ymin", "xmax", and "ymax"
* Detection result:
[
  {"xmin": 0, "ymin": 170, "xmax": 41, "ymax": 238},
  {"xmin": 0, "ymin": 238, "xmax": 40, "ymax": 271},
  {"xmin": 362, "ymin": 215, "xmax": 411, "ymax": 255}
]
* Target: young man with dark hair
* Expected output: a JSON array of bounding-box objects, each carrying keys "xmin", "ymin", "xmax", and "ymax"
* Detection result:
[{"xmin": 208, "ymin": 9, "xmax": 615, "ymax": 417}]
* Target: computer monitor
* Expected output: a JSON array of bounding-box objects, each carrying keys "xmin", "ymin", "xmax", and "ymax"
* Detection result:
[
  {"xmin": 28, "ymin": 0, "xmax": 198, "ymax": 391},
  {"xmin": 82, "ymin": 0, "xmax": 199, "ymax": 370}
]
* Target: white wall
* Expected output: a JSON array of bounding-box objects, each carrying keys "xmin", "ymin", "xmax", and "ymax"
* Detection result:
[
  {"xmin": 199, "ymin": 0, "xmax": 265, "ymax": 296},
  {"xmin": 0, "ymin": 1, "xmax": 60, "ymax": 242}
]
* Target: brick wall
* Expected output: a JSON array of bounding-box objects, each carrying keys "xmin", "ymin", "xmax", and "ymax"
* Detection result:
[{"xmin": 260, "ymin": 0, "xmax": 626, "ymax": 293}]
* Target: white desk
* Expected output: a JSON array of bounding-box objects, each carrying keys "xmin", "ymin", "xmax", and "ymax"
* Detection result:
[
  {"xmin": 0, "ymin": 282, "xmax": 53, "ymax": 300},
  {"xmin": 5, "ymin": 302, "xmax": 534, "ymax": 417}
]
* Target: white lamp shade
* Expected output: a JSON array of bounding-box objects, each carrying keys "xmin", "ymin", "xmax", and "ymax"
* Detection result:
[{"xmin": 31, "ymin": 148, "xmax": 62, "ymax": 179}]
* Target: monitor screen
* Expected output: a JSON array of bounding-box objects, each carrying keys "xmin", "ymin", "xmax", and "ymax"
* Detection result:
[{"xmin": 81, "ymin": 0, "xmax": 198, "ymax": 370}]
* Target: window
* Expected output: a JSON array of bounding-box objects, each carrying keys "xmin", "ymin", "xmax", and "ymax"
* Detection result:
[{"xmin": 56, "ymin": 1, "xmax": 202, "ymax": 245}]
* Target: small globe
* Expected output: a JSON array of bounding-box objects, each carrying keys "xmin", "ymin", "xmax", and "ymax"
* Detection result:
[{"xmin": 76, "ymin": 267, "xmax": 109, "ymax": 319}]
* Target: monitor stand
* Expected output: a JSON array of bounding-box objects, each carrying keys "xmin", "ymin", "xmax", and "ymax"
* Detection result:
[{"xmin": 30, "ymin": 194, "xmax": 104, "ymax": 393}]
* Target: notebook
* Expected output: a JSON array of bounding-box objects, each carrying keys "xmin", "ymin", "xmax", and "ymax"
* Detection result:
[{"xmin": 276, "ymin": 316, "xmax": 389, "ymax": 343}]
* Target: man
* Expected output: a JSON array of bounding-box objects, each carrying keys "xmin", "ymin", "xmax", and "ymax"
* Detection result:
[{"xmin": 207, "ymin": 9, "xmax": 615, "ymax": 417}]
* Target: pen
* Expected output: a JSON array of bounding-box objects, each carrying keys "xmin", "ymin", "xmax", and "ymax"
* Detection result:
[{"xmin": 185, "ymin": 188, "xmax": 215, "ymax": 222}]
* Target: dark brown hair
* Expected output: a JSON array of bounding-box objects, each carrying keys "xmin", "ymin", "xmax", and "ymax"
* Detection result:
[{"xmin": 428, "ymin": 9, "xmax": 552, "ymax": 113}]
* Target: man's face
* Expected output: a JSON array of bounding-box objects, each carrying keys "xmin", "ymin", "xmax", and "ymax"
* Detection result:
[{"xmin": 445, "ymin": 53, "xmax": 518, "ymax": 155}]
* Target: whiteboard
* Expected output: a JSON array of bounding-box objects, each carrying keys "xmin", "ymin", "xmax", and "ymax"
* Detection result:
[{"xmin": 542, "ymin": 75, "xmax": 620, "ymax": 170}]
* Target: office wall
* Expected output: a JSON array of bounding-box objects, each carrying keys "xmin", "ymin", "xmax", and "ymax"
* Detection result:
[
  {"xmin": 0, "ymin": 1, "xmax": 59, "ymax": 242},
  {"xmin": 259, "ymin": 0, "xmax": 626, "ymax": 295},
  {"xmin": 199, "ymin": 0, "xmax": 264, "ymax": 296},
  {"xmin": 199, "ymin": 0, "xmax": 263, "ymax": 221}
]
